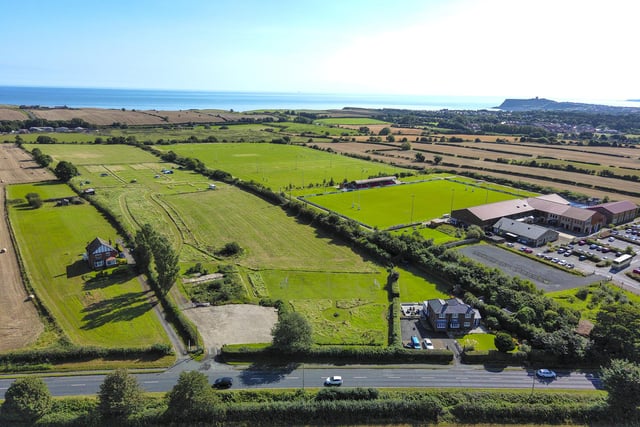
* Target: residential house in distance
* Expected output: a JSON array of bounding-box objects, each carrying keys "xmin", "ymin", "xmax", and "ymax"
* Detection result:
[
  {"xmin": 422, "ymin": 298, "xmax": 481, "ymax": 332},
  {"xmin": 492, "ymin": 217, "xmax": 559, "ymax": 247},
  {"xmin": 587, "ymin": 200, "xmax": 639, "ymax": 225},
  {"xmin": 85, "ymin": 237, "xmax": 118, "ymax": 269}
]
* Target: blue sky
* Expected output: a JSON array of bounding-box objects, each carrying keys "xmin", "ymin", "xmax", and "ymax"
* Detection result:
[{"xmin": 1, "ymin": 0, "xmax": 637, "ymax": 100}]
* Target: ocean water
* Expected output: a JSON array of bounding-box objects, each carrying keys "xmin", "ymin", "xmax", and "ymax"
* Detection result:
[{"xmin": 0, "ymin": 86, "xmax": 505, "ymax": 112}]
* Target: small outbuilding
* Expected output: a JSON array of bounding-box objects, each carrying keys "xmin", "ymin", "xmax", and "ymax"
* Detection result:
[{"xmin": 492, "ymin": 217, "xmax": 559, "ymax": 247}]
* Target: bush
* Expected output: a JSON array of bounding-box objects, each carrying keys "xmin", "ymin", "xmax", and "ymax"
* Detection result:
[
  {"xmin": 98, "ymin": 369, "xmax": 143, "ymax": 419},
  {"xmin": 1, "ymin": 376, "xmax": 52, "ymax": 421}
]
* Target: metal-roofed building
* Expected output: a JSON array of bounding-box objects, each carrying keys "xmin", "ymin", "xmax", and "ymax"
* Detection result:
[{"xmin": 493, "ymin": 217, "xmax": 559, "ymax": 247}]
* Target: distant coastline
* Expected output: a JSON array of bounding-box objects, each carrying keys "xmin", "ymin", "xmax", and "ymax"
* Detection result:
[{"xmin": 0, "ymin": 86, "xmax": 506, "ymax": 112}]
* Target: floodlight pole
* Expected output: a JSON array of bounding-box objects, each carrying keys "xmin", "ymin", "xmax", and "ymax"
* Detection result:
[
  {"xmin": 410, "ymin": 194, "xmax": 415, "ymax": 224},
  {"xmin": 450, "ymin": 189, "xmax": 455, "ymax": 214}
]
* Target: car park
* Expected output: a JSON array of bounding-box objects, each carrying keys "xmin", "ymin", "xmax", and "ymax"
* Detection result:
[
  {"xmin": 536, "ymin": 369, "xmax": 557, "ymax": 379},
  {"xmin": 213, "ymin": 377, "xmax": 233, "ymax": 389},
  {"xmin": 324, "ymin": 376, "xmax": 343, "ymax": 386},
  {"xmin": 423, "ymin": 338, "xmax": 435, "ymax": 350}
]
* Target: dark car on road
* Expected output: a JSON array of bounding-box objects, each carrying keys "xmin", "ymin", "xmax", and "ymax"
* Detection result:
[{"xmin": 213, "ymin": 377, "xmax": 233, "ymax": 389}]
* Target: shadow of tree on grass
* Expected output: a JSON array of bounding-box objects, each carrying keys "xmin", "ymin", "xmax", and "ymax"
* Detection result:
[{"xmin": 81, "ymin": 291, "xmax": 153, "ymax": 330}]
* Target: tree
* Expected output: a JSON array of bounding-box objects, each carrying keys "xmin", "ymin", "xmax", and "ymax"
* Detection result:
[
  {"xmin": 133, "ymin": 224, "xmax": 154, "ymax": 273},
  {"xmin": 465, "ymin": 225, "xmax": 484, "ymax": 240},
  {"xmin": 25, "ymin": 192, "xmax": 43, "ymax": 208},
  {"xmin": 166, "ymin": 371, "xmax": 215, "ymax": 420},
  {"xmin": 415, "ymin": 153, "xmax": 425, "ymax": 162},
  {"xmin": 601, "ymin": 359, "xmax": 640, "ymax": 412},
  {"xmin": 433, "ymin": 155, "xmax": 443, "ymax": 165},
  {"xmin": 494, "ymin": 332, "xmax": 516, "ymax": 353},
  {"xmin": 378, "ymin": 127, "xmax": 391, "ymax": 136},
  {"xmin": 591, "ymin": 304, "xmax": 640, "ymax": 362},
  {"xmin": 2, "ymin": 377, "xmax": 52, "ymax": 421},
  {"xmin": 54, "ymin": 160, "xmax": 79, "ymax": 182},
  {"xmin": 152, "ymin": 234, "xmax": 180, "ymax": 294},
  {"xmin": 271, "ymin": 311, "xmax": 313, "ymax": 351},
  {"xmin": 98, "ymin": 369, "xmax": 143, "ymax": 418},
  {"xmin": 387, "ymin": 134, "xmax": 396, "ymax": 143}
]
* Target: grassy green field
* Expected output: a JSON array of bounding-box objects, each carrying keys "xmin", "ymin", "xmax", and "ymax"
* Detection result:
[
  {"xmin": 24, "ymin": 143, "xmax": 159, "ymax": 165},
  {"xmin": 457, "ymin": 333, "xmax": 497, "ymax": 351},
  {"xmin": 7, "ymin": 182, "xmax": 169, "ymax": 348},
  {"xmin": 315, "ymin": 118, "xmax": 389, "ymax": 125},
  {"xmin": 157, "ymin": 142, "xmax": 407, "ymax": 191},
  {"xmin": 307, "ymin": 178, "xmax": 521, "ymax": 229},
  {"xmin": 548, "ymin": 282, "xmax": 640, "ymax": 322}
]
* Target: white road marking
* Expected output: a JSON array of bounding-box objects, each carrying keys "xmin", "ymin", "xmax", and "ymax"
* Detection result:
[
  {"xmin": 353, "ymin": 376, "xmax": 367, "ymax": 379},
  {"xmin": 70, "ymin": 384, "xmax": 86, "ymax": 387},
  {"xmin": 386, "ymin": 376, "xmax": 401, "ymax": 379},
  {"xmin": 144, "ymin": 380, "xmax": 159, "ymax": 384},
  {"xmin": 286, "ymin": 376, "xmax": 299, "ymax": 380}
]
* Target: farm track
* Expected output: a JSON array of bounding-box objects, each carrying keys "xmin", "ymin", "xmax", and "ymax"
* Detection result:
[{"xmin": 0, "ymin": 144, "xmax": 52, "ymax": 351}]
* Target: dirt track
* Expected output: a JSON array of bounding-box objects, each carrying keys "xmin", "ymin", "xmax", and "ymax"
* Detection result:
[{"xmin": 0, "ymin": 143, "xmax": 53, "ymax": 351}]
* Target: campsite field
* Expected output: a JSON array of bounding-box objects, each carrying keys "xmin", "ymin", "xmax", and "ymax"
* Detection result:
[
  {"xmin": 157, "ymin": 142, "xmax": 405, "ymax": 191},
  {"xmin": 7, "ymin": 182, "xmax": 170, "ymax": 349},
  {"xmin": 306, "ymin": 177, "xmax": 524, "ymax": 229}
]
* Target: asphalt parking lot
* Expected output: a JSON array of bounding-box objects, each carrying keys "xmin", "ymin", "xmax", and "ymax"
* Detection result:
[{"xmin": 458, "ymin": 244, "xmax": 599, "ymax": 292}]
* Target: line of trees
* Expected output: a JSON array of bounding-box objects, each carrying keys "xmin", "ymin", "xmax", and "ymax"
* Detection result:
[{"xmin": 133, "ymin": 224, "xmax": 179, "ymax": 295}]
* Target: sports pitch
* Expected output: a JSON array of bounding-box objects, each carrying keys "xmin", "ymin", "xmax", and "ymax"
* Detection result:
[{"xmin": 306, "ymin": 177, "xmax": 533, "ymax": 229}]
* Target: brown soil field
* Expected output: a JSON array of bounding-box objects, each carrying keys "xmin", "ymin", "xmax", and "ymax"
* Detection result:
[
  {"xmin": 0, "ymin": 108, "xmax": 29, "ymax": 121},
  {"xmin": 313, "ymin": 141, "xmax": 640, "ymax": 205},
  {"xmin": 21, "ymin": 107, "xmax": 279, "ymax": 126},
  {"xmin": 0, "ymin": 144, "xmax": 52, "ymax": 351}
]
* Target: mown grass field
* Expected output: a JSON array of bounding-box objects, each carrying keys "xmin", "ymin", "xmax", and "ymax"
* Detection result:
[
  {"xmin": 7, "ymin": 182, "xmax": 170, "ymax": 348},
  {"xmin": 307, "ymin": 177, "xmax": 522, "ymax": 229},
  {"xmin": 157, "ymin": 142, "xmax": 406, "ymax": 191},
  {"xmin": 457, "ymin": 333, "xmax": 497, "ymax": 351},
  {"xmin": 315, "ymin": 118, "xmax": 389, "ymax": 125}
]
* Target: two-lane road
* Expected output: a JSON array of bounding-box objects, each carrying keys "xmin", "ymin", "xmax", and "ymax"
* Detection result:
[{"xmin": 0, "ymin": 365, "xmax": 602, "ymax": 398}]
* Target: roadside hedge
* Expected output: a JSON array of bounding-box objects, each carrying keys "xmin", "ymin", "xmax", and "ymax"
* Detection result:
[{"xmin": 220, "ymin": 345, "xmax": 453, "ymax": 364}]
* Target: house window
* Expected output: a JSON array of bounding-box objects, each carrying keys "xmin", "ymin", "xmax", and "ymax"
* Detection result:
[
  {"xmin": 465, "ymin": 312, "xmax": 472, "ymax": 318},
  {"xmin": 464, "ymin": 322, "xmax": 470, "ymax": 328},
  {"xmin": 436, "ymin": 320, "xmax": 446, "ymax": 329},
  {"xmin": 94, "ymin": 260, "xmax": 104, "ymax": 268},
  {"xmin": 449, "ymin": 321, "xmax": 460, "ymax": 329},
  {"xmin": 438, "ymin": 312, "xmax": 445, "ymax": 319}
]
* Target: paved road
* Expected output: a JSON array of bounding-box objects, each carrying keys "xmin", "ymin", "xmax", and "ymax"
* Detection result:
[{"xmin": 0, "ymin": 362, "xmax": 602, "ymax": 398}]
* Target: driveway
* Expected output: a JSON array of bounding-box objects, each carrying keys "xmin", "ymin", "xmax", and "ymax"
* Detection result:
[{"xmin": 458, "ymin": 244, "xmax": 599, "ymax": 292}]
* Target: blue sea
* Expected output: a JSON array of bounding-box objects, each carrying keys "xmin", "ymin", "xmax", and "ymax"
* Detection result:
[{"xmin": 0, "ymin": 86, "xmax": 506, "ymax": 111}]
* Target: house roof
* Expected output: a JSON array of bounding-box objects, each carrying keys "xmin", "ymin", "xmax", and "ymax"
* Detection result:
[
  {"xmin": 466, "ymin": 198, "xmax": 534, "ymax": 221},
  {"xmin": 493, "ymin": 217, "xmax": 557, "ymax": 240},
  {"xmin": 527, "ymin": 198, "xmax": 601, "ymax": 221},
  {"xmin": 589, "ymin": 200, "xmax": 638, "ymax": 215},
  {"xmin": 426, "ymin": 297, "xmax": 475, "ymax": 316},
  {"xmin": 86, "ymin": 237, "xmax": 114, "ymax": 253}
]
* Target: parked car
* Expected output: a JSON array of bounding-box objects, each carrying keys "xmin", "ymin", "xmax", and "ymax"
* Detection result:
[
  {"xmin": 578, "ymin": 240, "xmax": 586, "ymax": 246},
  {"xmin": 423, "ymin": 338, "xmax": 435, "ymax": 350},
  {"xmin": 589, "ymin": 244, "xmax": 598, "ymax": 250},
  {"xmin": 410, "ymin": 336, "xmax": 421, "ymax": 350},
  {"xmin": 558, "ymin": 260, "xmax": 567, "ymax": 266},
  {"xmin": 213, "ymin": 377, "xmax": 233, "ymax": 389},
  {"xmin": 536, "ymin": 369, "xmax": 557, "ymax": 379},
  {"xmin": 552, "ymin": 257, "xmax": 559, "ymax": 263},
  {"xmin": 579, "ymin": 255, "xmax": 587, "ymax": 261},
  {"xmin": 324, "ymin": 376, "xmax": 343, "ymax": 386},
  {"xmin": 557, "ymin": 248, "xmax": 565, "ymax": 254},
  {"xmin": 524, "ymin": 248, "xmax": 533, "ymax": 254},
  {"xmin": 633, "ymin": 269, "xmax": 640, "ymax": 275}
]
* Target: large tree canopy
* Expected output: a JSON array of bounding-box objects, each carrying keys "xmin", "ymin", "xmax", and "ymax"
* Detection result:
[
  {"xmin": 2, "ymin": 376, "xmax": 52, "ymax": 421},
  {"xmin": 53, "ymin": 160, "xmax": 79, "ymax": 182},
  {"xmin": 591, "ymin": 304, "xmax": 640, "ymax": 362},
  {"xmin": 271, "ymin": 311, "xmax": 313, "ymax": 351},
  {"xmin": 601, "ymin": 359, "xmax": 640, "ymax": 413}
]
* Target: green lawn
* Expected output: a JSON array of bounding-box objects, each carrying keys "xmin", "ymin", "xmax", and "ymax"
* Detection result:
[
  {"xmin": 307, "ymin": 178, "xmax": 520, "ymax": 229},
  {"xmin": 457, "ymin": 333, "xmax": 497, "ymax": 351},
  {"xmin": 158, "ymin": 142, "xmax": 406, "ymax": 191},
  {"xmin": 24, "ymin": 143, "xmax": 159, "ymax": 165},
  {"xmin": 7, "ymin": 182, "xmax": 169, "ymax": 348}
]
